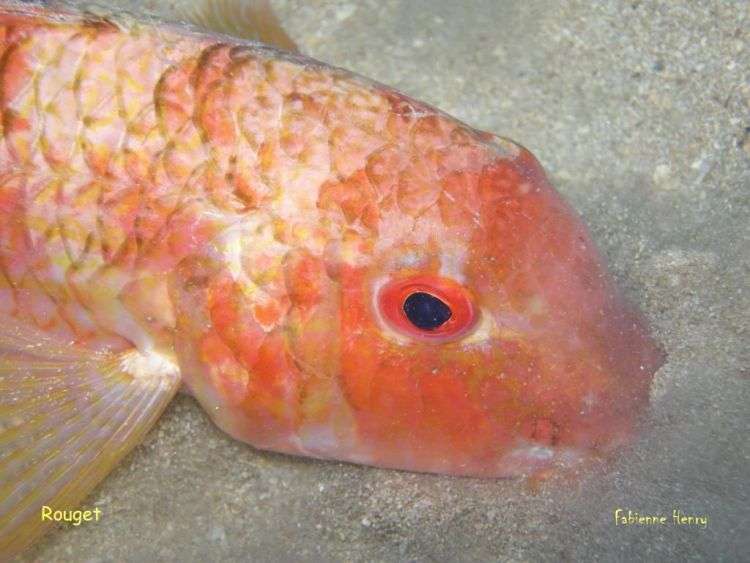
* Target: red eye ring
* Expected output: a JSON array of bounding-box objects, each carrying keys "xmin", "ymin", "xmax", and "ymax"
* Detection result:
[{"xmin": 377, "ymin": 275, "xmax": 477, "ymax": 341}]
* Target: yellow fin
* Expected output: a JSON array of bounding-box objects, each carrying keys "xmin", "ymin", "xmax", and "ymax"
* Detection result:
[
  {"xmin": 176, "ymin": 0, "xmax": 297, "ymax": 51},
  {"xmin": 0, "ymin": 316, "xmax": 180, "ymax": 558}
]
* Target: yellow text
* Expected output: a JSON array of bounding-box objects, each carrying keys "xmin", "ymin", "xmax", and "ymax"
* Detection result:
[{"xmin": 41, "ymin": 506, "xmax": 102, "ymax": 526}]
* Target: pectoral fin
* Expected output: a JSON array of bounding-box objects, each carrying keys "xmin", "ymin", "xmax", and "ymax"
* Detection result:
[
  {"xmin": 176, "ymin": 0, "xmax": 297, "ymax": 51},
  {"xmin": 0, "ymin": 316, "xmax": 180, "ymax": 558}
]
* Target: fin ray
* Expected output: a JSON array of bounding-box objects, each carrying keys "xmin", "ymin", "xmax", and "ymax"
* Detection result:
[
  {"xmin": 0, "ymin": 315, "xmax": 180, "ymax": 558},
  {"xmin": 3, "ymin": 383, "xmax": 149, "ymax": 527},
  {"xmin": 175, "ymin": 0, "xmax": 297, "ymax": 51}
]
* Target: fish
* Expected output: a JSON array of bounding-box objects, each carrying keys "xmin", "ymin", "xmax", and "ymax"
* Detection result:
[{"xmin": 0, "ymin": 0, "xmax": 664, "ymax": 556}]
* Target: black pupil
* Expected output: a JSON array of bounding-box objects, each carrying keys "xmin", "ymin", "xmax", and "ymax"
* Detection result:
[{"xmin": 403, "ymin": 292, "xmax": 452, "ymax": 331}]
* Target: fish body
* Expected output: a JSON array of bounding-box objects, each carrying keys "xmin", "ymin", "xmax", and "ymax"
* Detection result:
[{"xmin": 0, "ymin": 2, "xmax": 663, "ymax": 555}]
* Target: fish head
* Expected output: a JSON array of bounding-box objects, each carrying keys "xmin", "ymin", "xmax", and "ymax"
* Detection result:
[
  {"xmin": 169, "ymin": 125, "xmax": 664, "ymax": 478},
  {"xmin": 311, "ymin": 132, "xmax": 665, "ymax": 476}
]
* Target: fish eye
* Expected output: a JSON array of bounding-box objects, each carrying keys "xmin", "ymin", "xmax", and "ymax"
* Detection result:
[
  {"xmin": 377, "ymin": 275, "xmax": 477, "ymax": 341},
  {"xmin": 403, "ymin": 292, "xmax": 452, "ymax": 330}
]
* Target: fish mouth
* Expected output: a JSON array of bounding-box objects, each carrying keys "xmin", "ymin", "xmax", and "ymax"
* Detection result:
[
  {"xmin": 493, "ymin": 441, "xmax": 588, "ymax": 476},
  {"xmin": 494, "ymin": 426, "xmax": 637, "ymax": 477},
  {"xmin": 505, "ymin": 403, "xmax": 646, "ymax": 475}
]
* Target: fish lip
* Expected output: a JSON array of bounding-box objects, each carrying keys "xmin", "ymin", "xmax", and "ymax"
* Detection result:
[{"xmin": 495, "ymin": 441, "xmax": 589, "ymax": 476}]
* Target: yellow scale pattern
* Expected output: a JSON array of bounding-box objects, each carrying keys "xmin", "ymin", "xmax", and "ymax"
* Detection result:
[{"xmin": 0, "ymin": 13, "xmax": 487, "ymax": 353}]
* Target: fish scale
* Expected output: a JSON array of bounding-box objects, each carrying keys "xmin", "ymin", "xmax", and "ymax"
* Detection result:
[{"xmin": 0, "ymin": 13, "xmax": 472, "ymax": 348}]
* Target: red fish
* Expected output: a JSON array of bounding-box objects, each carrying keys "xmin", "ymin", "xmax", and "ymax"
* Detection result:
[{"xmin": 0, "ymin": 0, "xmax": 664, "ymax": 555}]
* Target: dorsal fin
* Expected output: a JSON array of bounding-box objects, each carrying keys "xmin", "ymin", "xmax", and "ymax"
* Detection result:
[{"xmin": 175, "ymin": 0, "xmax": 297, "ymax": 51}]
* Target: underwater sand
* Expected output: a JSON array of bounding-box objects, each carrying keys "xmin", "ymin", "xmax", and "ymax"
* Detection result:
[{"xmin": 23, "ymin": 1, "xmax": 749, "ymax": 561}]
